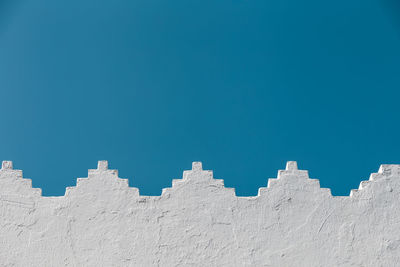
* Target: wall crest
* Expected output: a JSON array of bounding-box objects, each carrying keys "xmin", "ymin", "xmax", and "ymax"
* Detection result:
[{"xmin": 0, "ymin": 160, "xmax": 399, "ymax": 266}]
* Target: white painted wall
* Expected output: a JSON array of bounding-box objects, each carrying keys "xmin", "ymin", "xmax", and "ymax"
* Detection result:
[{"xmin": 0, "ymin": 160, "xmax": 399, "ymax": 266}]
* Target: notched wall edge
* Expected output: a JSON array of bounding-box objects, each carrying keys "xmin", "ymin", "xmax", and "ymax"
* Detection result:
[
  {"xmin": 1, "ymin": 160, "xmax": 400, "ymax": 266},
  {"xmin": 0, "ymin": 160, "xmax": 396, "ymax": 198}
]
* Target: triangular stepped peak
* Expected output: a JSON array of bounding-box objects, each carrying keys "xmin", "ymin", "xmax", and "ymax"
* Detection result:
[
  {"xmin": 64, "ymin": 160, "xmax": 138, "ymax": 197},
  {"xmin": 161, "ymin": 161, "xmax": 236, "ymax": 197},
  {"xmin": 0, "ymin": 161, "xmax": 41, "ymax": 197}
]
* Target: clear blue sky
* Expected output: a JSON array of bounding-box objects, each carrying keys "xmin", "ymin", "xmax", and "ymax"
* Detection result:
[{"xmin": 0, "ymin": 0, "xmax": 399, "ymax": 196}]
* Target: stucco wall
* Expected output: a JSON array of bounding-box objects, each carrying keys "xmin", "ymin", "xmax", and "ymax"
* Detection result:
[{"xmin": 0, "ymin": 160, "xmax": 399, "ymax": 266}]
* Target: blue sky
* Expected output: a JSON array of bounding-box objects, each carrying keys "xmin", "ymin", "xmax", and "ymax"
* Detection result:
[{"xmin": 0, "ymin": 0, "xmax": 399, "ymax": 196}]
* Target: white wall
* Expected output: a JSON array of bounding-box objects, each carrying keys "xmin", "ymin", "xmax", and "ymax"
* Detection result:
[{"xmin": 0, "ymin": 160, "xmax": 399, "ymax": 266}]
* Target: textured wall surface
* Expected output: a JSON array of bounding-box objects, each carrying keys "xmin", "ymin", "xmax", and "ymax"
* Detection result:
[{"xmin": 0, "ymin": 160, "xmax": 399, "ymax": 267}]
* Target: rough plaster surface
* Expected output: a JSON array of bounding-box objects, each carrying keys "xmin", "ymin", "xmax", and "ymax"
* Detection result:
[{"xmin": 0, "ymin": 160, "xmax": 400, "ymax": 266}]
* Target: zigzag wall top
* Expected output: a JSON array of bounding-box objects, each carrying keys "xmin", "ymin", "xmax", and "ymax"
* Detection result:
[
  {"xmin": 1, "ymin": 160, "xmax": 400, "ymax": 266},
  {"xmin": 0, "ymin": 160, "xmax": 397, "ymax": 198}
]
